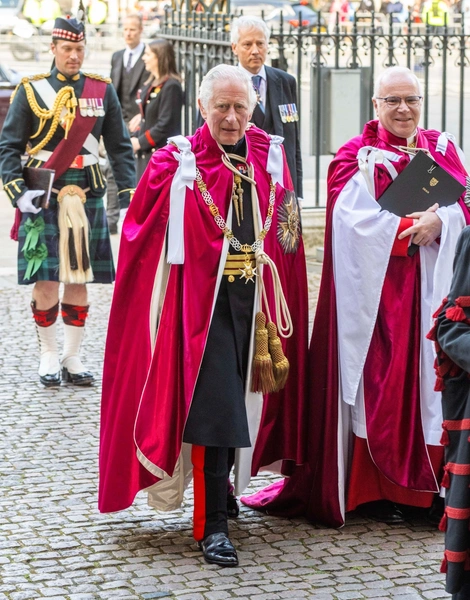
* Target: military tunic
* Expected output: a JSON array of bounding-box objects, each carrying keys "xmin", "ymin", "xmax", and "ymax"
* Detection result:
[
  {"xmin": 183, "ymin": 139, "xmax": 255, "ymax": 448},
  {"xmin": 0, "ymin": 67, "xmax": 136, "ymax": 284}
]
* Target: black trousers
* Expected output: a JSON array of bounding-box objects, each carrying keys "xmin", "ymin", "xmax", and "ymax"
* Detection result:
[{"xmin": 192, "ymin": 445, "xmax": 233, "ymax": 541}]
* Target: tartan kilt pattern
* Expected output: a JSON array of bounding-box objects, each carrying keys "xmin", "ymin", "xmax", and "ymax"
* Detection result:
[{"xmin": 17, "ymin": 168, "xmax": 115, "ymax": 285}]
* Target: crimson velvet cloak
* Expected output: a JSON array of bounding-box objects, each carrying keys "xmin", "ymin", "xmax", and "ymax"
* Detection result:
[
  {"xmin": 99, "ymin": 124, "xmax": 308, "ymax": 513},
  {"xmin": 242, "ymin": 120, "xmax": 470, "ymax": 527}
]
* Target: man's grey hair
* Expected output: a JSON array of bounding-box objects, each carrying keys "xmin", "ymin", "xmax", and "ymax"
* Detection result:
[
  {"xmin": 231, "ymin": 15, "xmax": 270, "ymax": 44},
  {"xmin": 373, "ymin": 66, "xmax": 423, "ymax": 98},
  {"xmin": 124, "ymin": 13, "xmax": 143, "ymax": 28},
  {"xmin": 198, "ymin": 64, "xmax": 257, "ymax": 113}
]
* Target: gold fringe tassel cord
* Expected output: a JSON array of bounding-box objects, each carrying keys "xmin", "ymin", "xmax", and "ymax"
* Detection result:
[
  {"xmin": 251, "ymin": 311, "xmax": 277, "ymax": 394},
  {"xmin": 57, "ymin": 186, "xmax": 93, "ymax": 284},
  {"xmin": 22, "ymin": 82, "xmax": 77, "ymax": 154},
  {"xmin": 267, "ymin": 321, "xmax": 290, "ymax": 391}
]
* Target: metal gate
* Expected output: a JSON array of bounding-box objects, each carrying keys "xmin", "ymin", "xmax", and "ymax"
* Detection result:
[{"xmin": 159, "ymin": 8, "xmax": 470, "ymax": 206}]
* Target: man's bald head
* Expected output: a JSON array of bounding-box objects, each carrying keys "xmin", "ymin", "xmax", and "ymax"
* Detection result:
[
  {"xmin": 373, "ymin": 66, "xmax": 423, "ymax": 99},
  {"xmin": 372, "ymin": 66, "xmax": 423, "ymax": 140}
]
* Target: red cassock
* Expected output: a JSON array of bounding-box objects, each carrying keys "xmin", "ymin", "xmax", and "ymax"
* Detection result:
[
  {"xmin": 98, "ymin": 123, "xmax": 309, "ymax": 514},
  {"xmin": 242, "ymin": 120, "xmax": 470, "ymax": 527}
]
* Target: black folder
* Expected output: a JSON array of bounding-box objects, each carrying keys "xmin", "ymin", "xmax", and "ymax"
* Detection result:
[
  {"xmin": 378, "ymin": 150, "xmax": 465, "ymax": 255},
  {"xmin": 23, "ymin": 166, "xmax": 55, "ymax": 209}
]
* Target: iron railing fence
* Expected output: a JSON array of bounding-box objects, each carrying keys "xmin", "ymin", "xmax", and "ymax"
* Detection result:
[
  {"xmin": 158, "ymin": 9, "xmax": 470, "ymax": 206},
  {"xmin": 159, "ymin": 10, "xmax": 235, "ymax": 135}
]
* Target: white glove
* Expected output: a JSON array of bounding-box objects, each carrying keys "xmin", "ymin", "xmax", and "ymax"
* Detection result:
[{"xmin": 16, "ymin": 190, "xmax": 43, "ymax": 214}]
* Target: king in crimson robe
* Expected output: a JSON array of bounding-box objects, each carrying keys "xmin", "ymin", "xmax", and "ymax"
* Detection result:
[
  {"xmin": 98, "ymin": 123, "xmax": 309, "ymax": 514},
  {"xmin": 242, "ymin": 119, "xmax": 470, "ymax": 527}
]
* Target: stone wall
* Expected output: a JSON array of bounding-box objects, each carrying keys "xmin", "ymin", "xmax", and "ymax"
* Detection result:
[{"xmin": 301, "ymin": 208, "xmax": 326, "ymax": 259}]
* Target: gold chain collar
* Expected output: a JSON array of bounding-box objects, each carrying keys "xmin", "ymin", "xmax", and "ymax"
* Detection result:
[{"xmin": 195, "ymin": 163, "xmax": 275, "ymax": 281}]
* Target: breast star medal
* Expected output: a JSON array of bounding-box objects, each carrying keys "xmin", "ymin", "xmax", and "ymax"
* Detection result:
[{"xmin": 277, "ymin": 190, "xmax": 300, "ymax": 253}]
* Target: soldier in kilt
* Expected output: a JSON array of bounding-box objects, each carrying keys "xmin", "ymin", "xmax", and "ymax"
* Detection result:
[{"xmin": 0, "ymin": 14, "xmax": 135, "ymax": 387}]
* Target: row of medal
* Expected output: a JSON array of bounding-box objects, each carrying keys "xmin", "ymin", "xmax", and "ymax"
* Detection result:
[
  {"xmin": 78, "ymin": 98, "xmax": 105, "ymax": 118},
  {"xmin": 278, "ymin": 103, "xmax": 299, "ymax": 123}
]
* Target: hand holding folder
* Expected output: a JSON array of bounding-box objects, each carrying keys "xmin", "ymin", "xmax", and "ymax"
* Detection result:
[
  {"xmin": 399, "ymin": 202, "xmax": 440, "ymax": 256},
  {"xmin": 23, "ymin": 166, "xmax": 55, "ymax": 209},
  {"xmin": 377, "ymin": 150, "xmax": 465, "ymax": 256}
]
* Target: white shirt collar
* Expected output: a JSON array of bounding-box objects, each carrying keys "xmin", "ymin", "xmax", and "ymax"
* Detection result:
[
  {"xmin": 238, "ymin": 64, "xmax": 267, "ymax": 82},
  {"xmin": 125, "ymin": 42, "xmax": 144, "ymax": 58}
]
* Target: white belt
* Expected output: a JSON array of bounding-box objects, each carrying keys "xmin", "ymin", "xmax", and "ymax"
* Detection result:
[{"xmin": 31, "ymin": 150, "xmax": 99, "ymax": 167}]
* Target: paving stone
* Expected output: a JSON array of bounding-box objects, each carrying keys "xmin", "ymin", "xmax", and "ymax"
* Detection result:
[{"xmin": 0, "ymin": 268, "xmax": 456, "ymax": 600}]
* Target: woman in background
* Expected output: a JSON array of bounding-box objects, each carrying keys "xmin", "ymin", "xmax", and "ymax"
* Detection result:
[{"xmin": 129, "ymin": 39, "xmax": 183, "ymax": 180}]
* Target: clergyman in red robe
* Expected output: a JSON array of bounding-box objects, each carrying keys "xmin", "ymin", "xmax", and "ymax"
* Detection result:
[{"xmin": 243, "ymin": 65, "xmax": 470, "ymax": 527}]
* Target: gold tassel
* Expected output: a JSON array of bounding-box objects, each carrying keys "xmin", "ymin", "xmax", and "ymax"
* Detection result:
[
  {"xmin": 251, "ymin": 311, "xmax": 277, "ymax": 394},
  {"xmin": 267, "ymin": 321, "xmax": 290, "ymax": 391},
  {"xmin": 57, "ymin": 185, "xmax": 93, "ymax": 284}
]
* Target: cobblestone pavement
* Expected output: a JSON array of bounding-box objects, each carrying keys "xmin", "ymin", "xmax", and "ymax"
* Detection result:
[{"xmin": 0, "ymin": 254, "xmax": 451, "ymax": 600}]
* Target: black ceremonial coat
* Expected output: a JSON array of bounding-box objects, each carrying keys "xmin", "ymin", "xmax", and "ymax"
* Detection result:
[{"xmin": 433, "ymin": 226, "xmax": 470, "ymax": 600}]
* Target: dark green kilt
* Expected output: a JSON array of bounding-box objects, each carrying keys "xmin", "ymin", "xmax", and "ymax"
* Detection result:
[{"xmin": 17, "ymin": 167, "xmax": 115, "ymax": 285}]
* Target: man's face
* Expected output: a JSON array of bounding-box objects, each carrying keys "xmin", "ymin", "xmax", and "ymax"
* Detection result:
[
  {"xmin": 123, "ymin": 17, "xmax": 142, "ymax": 49},
  {"xmin": 231, "ymin": 27, "xmax": 268, "ymax": 75},
  {"xmin": 51, "ymin": 40, "xmax": 86, "ymax": 77},
  {"xmin": 199, "ymin": 80, "xmax": 252, "ymax": 146},
  {"xmin": 372, "ymin": 74, "xmax": 422, "ymax": 139}
]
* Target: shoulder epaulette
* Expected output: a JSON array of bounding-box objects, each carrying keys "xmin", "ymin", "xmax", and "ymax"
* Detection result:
[
  {"xmin": 83, "ymin": 73, "xmax": 111, "ymax": 84},
  {"xmin": 20, "ymin": 73, "xmax": 51, "ymax": 84},
  {"xmin": 13, "ymin": 73, "xmax": 51, "ymax": 102}
]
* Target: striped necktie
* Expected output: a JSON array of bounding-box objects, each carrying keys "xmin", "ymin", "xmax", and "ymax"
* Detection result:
[{"xmin": 252, "ymin": 75, "xmax": 265, "ymax": 113}]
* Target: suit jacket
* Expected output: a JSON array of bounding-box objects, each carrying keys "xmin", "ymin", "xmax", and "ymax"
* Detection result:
[
  {"xmin": 261, "ymin": 66, "xmax": 303, "ymax": 198},
  {"xmin": 134, "ymin": 77, "xmax": 183, "ymax": 180},
  {"xmin": 110, "ymin": 47, "xmax": 149, "ymax": 120}
]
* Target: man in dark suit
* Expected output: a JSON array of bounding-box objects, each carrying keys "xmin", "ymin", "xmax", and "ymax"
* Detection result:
[
  {"xmin": 231, "ymin": 16, "xmax": 303, "ymax": 200},
  {"xmin": 105, "ymin": 13, "xmax": 148, "ymax": 233}
]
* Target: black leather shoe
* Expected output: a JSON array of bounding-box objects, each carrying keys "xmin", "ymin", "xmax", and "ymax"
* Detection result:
[
  {"xmin": 198, "ymin": 532, "xmax": 238, "ymax": 567},
  {"xmin": 39, "ymin": 372, "xmax": 61, "ymax": 387},
  {"xmin": 62, "ymin": 367, "xmax": 94, "ymax": 386},
  {"xmin": 357, "ymin": 500, "xmax": 405, "ymax": 524},
  {"xmin": 227, "ymin": 493, "xmax": 239, "ymax": 519}
]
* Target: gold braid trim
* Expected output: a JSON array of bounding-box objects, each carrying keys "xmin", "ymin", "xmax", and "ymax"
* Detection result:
[
  {"xmin": 82, "ymin": 72, "xmax": 111, "ymax": 84},
  {"xmin": 10, "ymin": 83, "xmax": 21, "ymax": 104},
  {"xmin": 22, "ymin": 82, "xmax": 77, "ymax": 155},
  {"xmin": 10, "ymin": 73, "xmax": 51, "ymax": 104},
  {"xmin": 29, "ymin": 73, "xmax": 51, "ymax": 81}
]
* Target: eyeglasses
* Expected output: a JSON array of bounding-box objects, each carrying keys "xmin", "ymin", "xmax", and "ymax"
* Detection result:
[{"xmin": 375, "ymin": 96, "xmax": 423, "ymax": 107}]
